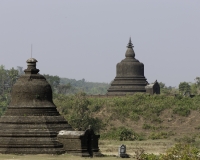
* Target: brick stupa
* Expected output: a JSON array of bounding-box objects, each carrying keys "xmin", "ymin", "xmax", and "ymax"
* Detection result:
[
  {"xmin": 0, "ymin": 58, "xmax": 73, "ymax": 154},
  {"xmin": 107, "ymin": 38, "xmax": 147, "ymax": 95}
]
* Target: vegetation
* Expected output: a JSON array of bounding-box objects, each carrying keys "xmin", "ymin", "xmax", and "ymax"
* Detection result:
[
  {"xmin": 100, "ymin": 127, "xmax": 145, "ymax": 141},
  {"xmin": 43, "ymin": 75, "xmax": 109, "ymax": 95},
  {"xmin": 179, "ymin": 82, "xmax": 191, "ymax": 95},
  {"xmin": 54, "ymin": 92, "xmax": 105, "ymax": 133},
  {"xmin": 139, "ymin": 144, "xmax": 200, "ymax": 160},
  {"xmin": 60, "ymin": 78, "xmax": 109, "ymax": 95},
  {"xmin": 2, "ymin": 65, "xmax": 200, "ymax": 143},
  {"xmin": 0, "ymin": 65, "xmax": 18, "ymax": 116},
  {"xmin": 54, "ymin": 92, "xmax": 200, "ymax": 140}
]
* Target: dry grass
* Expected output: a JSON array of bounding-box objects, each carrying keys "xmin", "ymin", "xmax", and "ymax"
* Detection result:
[
  {"xmin": 0, "ymin": 139, "xmax": 174, "ymax": 160},
  {"xmin": 99, "ymin": 139, "xmax": 174, "ymax": 156},
  {"xmin": 0, "ymin": 154, "xmax": 117, "ymax": 160}
]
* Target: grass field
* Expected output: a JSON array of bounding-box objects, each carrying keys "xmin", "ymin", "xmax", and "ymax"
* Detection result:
[{"xmin": 0, "ymin": 139, "xmax": 175, "ymax": 160}]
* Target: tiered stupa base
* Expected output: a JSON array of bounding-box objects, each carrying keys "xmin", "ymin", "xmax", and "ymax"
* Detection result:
[
  {"xmin": 107, "ymin": 77, "xmax": 147, "ymax": 95},
  {"xmin": 0, "ymin": 113, "xmax": 72, "ymax": 154}
]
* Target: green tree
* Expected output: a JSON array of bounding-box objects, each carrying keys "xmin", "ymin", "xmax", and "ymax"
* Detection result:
[
  {"xmin": 0, "ymin": 66, "xmax": 18, "ymax": 116},
  {"xmin": 190, "ymin": 83, "xmax": 197, "ymax": 95},
  {"xmin": 7, "ymin": 67, "xmax": 18, "ymax": 91},
  {"xmin": 43, "ymin": 74, "xmax": 60, "ymax": 92},
  {"xmin": 0, "ymin": 66, "xmax": 18, "ymax": 94},
  {"xmin": 179, "ymin": 82, "xmax": 191, "ymax": 95},
  {"xmin": 57, "ymin": 83, "xmax": 71, "ymax": 94},
  {"xmin": 158, "ymin": 82, "xmax": 165, "ymax": 89},
  {"xmin": 195, "ymin": 77, "xmax": 200, "ymax": 87},
  {"xmin": 0, "ymin": 65, "xmax": 7, "ymax": 94},
  {"xmin": 66, "ymin": 92, "xmax": 103, "ymax": 133}
]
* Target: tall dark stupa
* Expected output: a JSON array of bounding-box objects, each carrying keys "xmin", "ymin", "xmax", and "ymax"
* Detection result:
[
  {"xmin": 107, "ymin": 38, "xmax": 147, "ymax": 95},
  {"xmin": 0, "ymin": 58, "xmax": 73, "ymax": 154}
]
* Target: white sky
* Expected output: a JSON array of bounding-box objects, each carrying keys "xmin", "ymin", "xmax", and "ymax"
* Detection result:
[{"xmin": 0, "ymin": 0, "xmax": 200, "ymax": 87}]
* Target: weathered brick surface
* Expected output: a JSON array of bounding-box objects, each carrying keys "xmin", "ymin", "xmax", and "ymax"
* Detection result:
[
  {"xmin": 58, "ymin": 129, "xmax": 100, "ymax": 157},
  {"xmin": 107, "ymin": 38, "xmax": 147, "ymax": 95},
  {"xmin": 0, "ymin": 58, "xmax": 73, "ymax": 154}
]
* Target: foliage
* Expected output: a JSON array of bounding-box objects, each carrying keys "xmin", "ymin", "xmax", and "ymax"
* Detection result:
[
  {"xmin": 0, "ymin": 66, "xmax": 18, "ymax": 117},
  {"xmin": 60, "ymin": 78, "xmax": 109, "ymax": 95},
  {"xmin": 107, "ymin": 93, "xmax": 189, "ymax": 121},
  {"xmin": 101, "ymin": 127, "xmax": 143, "ymax": 141},
  {"xmin": 54, "ymin": 92, "xmax": 200, "ymax": 136},
  {"xmin": 54, "ymin": 92, "xmax": 104, "ymax": 133},
  {"xmin": 160, "ymin": 143, "xmax": 199, "ymax": 160},
  {"xmin": 0, "ymin": 65, "xmax": 18, "ymax": 95},
  {"xmin": 190, "ymin": 77, "xmax": 200, "ymax": 95},
  {"xmin": 43, "ymin": 76, "xmax": 109, "ymax": 95},
  {"xmin": 137, "ymin": 144, "xmax": 199, "ymax": 160},
  {"xmin": 159, "ymin": 82, "xmax": 178, "ymax": 95},
  {"xmin": 158, "ymin": 82, "xmax": 165, "ymax": 89},
  {"xmin": 57, "ymin": 84, "xmax": 71, "ymax": 94},
  {"xmin": 179, "ymin": 82, "xmax": 191, "ymax": 95},
  {"xmin": 43, "ymin": 74, "xmax": 60, "ymax": 92},
  {"xmin": 173, "ymin": 106, "xmax": 191, "ymax": 116}
]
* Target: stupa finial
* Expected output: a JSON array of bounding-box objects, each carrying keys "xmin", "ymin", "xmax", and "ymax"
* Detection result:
[
  {"xmin": 127, "ymin": 37, "xmax": 134, "ymax": 48},
  {"xmin": 24, "ymin": 58, "xmax": 39, "ymax": 74},
  {"xmin": 125, "ymin": 37, "xmax": 135, "ymax": 58}
]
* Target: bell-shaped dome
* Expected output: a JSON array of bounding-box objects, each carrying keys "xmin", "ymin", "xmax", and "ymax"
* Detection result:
[
  {"xmin": 0, "ymin": 58, "xmax": 73, "ymax": 154},
  {"xmin": 10, "ymin": 58, "xmax": 53, "ymax": 108},
  {"xmin": 107, "ymin": 38, "xmax": 148, "ymax": 95}
]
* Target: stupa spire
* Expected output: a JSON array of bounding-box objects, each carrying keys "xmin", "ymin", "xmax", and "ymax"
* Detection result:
[
  {"xmin": 127, "ymin": 37, "xmax": 134, "ymax": 48},
  {"xmin": 125, "ymin": 37, "xmax": 135, "ymax": 58}
]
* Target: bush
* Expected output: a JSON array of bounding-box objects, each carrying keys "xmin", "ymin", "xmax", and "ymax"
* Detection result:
[
  {"xmin": 54, "ymin": 92, "xmax": 104, "ymax": 133},
  {"xmin": 160, "ymin": 143, "xmax": 199, "ymax": 160},
  {"xmin": 101, "ymin": 127, "xmax": 145, "ymax": 141},
  {"xmin": 137, "ymin": 144, "xmax": 199, "ymax": 160},
  {"xmin": 173, "ymin": 106, "xmax": 190, "ymax": 116}
]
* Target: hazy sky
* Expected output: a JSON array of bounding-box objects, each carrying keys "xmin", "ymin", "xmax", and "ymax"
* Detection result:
[{"xmin": 0, "ymin": 1, "xmax": 200, "ymax": 87}]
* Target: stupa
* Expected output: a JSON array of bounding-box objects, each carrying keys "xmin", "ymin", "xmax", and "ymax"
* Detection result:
[
  {"xmin": 0, "ymin": 58, "xmax": 73, "ymax": 154},
  {"xmin": 107, "ymin": 38, "xmax": 147, "ymax": 95}
]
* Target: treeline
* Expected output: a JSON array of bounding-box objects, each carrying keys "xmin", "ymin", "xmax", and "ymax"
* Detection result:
[
  {"xmin": 44, "ymin": 75, "xmax": 109, "ymax": 95},
  {"xmin": 158, "ymin": 78, "xmax": 200, "ymax": 96},
  {"xmin": 0, "ymin": 65, "xmax": 18, "ymax": 116}
]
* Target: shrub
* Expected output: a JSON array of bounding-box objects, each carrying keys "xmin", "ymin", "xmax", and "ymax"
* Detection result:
[
  {"xmin": 136, "ymin": 144, "xmax": 200, "ymax": 160},
  {"xmin": 54, "ymin": 92, "xmax": 104, "ymax": 133},
  {"xmin": 173, "ymin": 106, "xmax": 190, "ymax": 116},
  {"xmin": 101, "ymin": 127, "xmax": 145, "ymax": 141},
  {"xmin": 160, "ymin": 143, "xmax": 199, "ymax": 160},
  {"xmin": 130, "ymin": 113, "xmax": 140, "ymax": 121}
]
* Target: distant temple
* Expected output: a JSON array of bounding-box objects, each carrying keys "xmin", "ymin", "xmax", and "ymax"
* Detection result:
[{"xmin": 107, "ymin": 38, "xmax": 148, "ymax": 95}]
